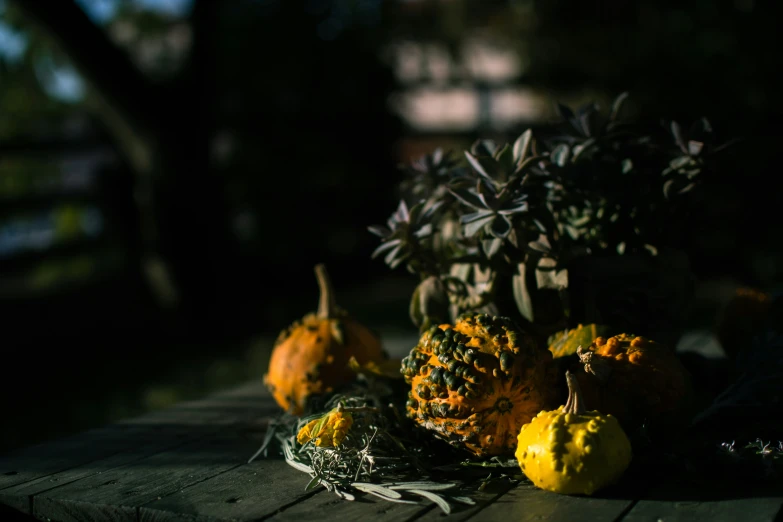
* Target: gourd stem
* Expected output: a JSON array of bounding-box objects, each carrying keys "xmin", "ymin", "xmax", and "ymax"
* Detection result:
[
  {"xmin": 577, "ymin": 346, "xmax": 612, "ymax": 382},
  {"xmin": 315, "ymin": 264, "xmax": 337, "ymax": 319},
  {"xmin": 563, "ymin": 371, "xmax": 586, "ymax": 415}
]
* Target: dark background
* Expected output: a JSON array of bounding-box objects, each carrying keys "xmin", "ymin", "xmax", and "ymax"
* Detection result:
[{"xmin": 0, "ymin": 0, "xmax": 781, "ymax": 452}]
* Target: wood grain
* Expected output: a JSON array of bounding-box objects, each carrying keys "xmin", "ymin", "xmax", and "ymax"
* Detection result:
[
  {"xmin": 0, "ymin": 434, "xmax": 191, "ymax": 514},
  {"xmin": 411, "ymin": 479, "xmax": 517, "ymax": 522},
  {"xmin": 1, "ymin": 380, "xmax": 276, "ymax": 520},
  {"xmin": 31, "ymin": 428, "xmax": 265, "ymax": 522},
  {"xmin": 139, "ymin": 460, "xmax": 321, "ymax": 522},
  {"xmin": 621, "ymin": 478, "xmax": 783, "ymax": 522},
  {"xmin": 468, "ymin": 482, "xmax": 635, "ymax": 522},
  {"xmin": 262, "ymin": 489, "xmax": 428, "ymax": 522}
]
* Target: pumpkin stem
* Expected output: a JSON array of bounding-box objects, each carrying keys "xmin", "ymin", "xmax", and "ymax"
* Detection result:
[
  {"xmin": 315, "ymin": 264, "xmax": 337, "ymax": 319},
  {"xmin": 577, "ymin": 346, "xmax": 612, "ymax": 382},
  {"xmin": 563, "ymin": 370, "xmax": 587, "ymax": 415}
]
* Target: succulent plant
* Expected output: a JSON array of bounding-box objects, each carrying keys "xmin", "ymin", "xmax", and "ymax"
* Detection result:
[{"xmin": 369, "ymin": 92, "xmax": 736, "ymax": 341}]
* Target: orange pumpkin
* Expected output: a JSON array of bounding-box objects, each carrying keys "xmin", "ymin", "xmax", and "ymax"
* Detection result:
[
  {"xmin": 264, "ymin": 264, "xmax": 388, "ymax": 415},
  {"xmin": 573, "ymin": 334, "xmax": 692, "ymax": 430},
  {"xmin": 402, "ymin": 313, "xmax": 559, "ymax": 457}
]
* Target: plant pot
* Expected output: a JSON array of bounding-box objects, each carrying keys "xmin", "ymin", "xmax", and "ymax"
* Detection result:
[{"xmin": 565, "ymin": 248, "xmax": 695, "ymax": 348}]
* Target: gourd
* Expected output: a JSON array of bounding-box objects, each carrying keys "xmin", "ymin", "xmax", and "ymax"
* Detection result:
[
  {"xmin": 264, "ymin": 264, "xmax": 388, "ymax": 415},
  {"xmin": 516, "ymin": 371, "xmax": 632, "ymax": 495},
  {"xmin": 573, "ymin": 334, "xmax": 692, "ymax": 429},
  {"xmin": 547, "ymin": 324, "xmax": 614, "ymax": 359},
  {"xmin": 401, "ymin": 313, "xmax": 559, "ymax": 457}
]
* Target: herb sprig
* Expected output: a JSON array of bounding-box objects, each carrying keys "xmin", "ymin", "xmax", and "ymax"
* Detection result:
[{"xmin": 251, "ymin": 389, "xmax": 504, "ymax": 514}]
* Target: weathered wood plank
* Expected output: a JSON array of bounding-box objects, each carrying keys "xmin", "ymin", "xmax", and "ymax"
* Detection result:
[
  {"xmin": 0, "ymin": 382, "xmax": 269, "ymax": 486},
  {"xmin": 140, "ymin": 460, "xmax": 439, "ymax": 522},
  {"xmin": 622, "ymin": 496, "xmax": 783, "ymax": 522},
  {"xmin": 262, "ymin": 489, "xmax": 428, "ymax": 522},
  {"xmin": 118, "ymin": 382, "xmax": 270, "ymax": 427},
  {"xmin": 0, "ymin": 425, "xmax": 162, "ymax": 492},
  {"xmin": 139, "ymin": 461, "xmax": 320, "ymax": 522},
  {"xmin": 1, "ymin": 381, "xmax": 276, "ymax": 520},
  {"xmin": 411, "ymin": 479, "xmax": 517, "ymax": 522},
  {"xmin": 267, "ymin": 490, "xmax": 432, "ymax": 522},
  {"xmin": 460, "ymin": 482, "xmax": 635, "ymax": 522},
  {"xmin": 621, "ymin": 479, "xmax": 783, "ymax": 522},
  {"xmin": 0, "ymin": 382, "xmax": 272, "ymax": 491},
  {"xmin": 0, "ymin": 434, "xmax": 193, "ymax": 514},
  {"xmin": 32, "ymin": 428, "xmax": 265, "ymax": 522}
]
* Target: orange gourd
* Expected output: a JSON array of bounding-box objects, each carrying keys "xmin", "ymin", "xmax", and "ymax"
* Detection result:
[
  {"xmin": 402, "ymin": 313, "xmax": 559, "ymax": 457},
  {"xmin": 573, "ymin": 334, "xmax": 692, "ymax": 430},
  {"xmin": 264, "ymin": 264, "xmax": 388, "ymax": 415}
]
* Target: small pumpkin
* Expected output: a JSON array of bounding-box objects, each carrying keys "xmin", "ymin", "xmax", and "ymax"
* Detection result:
[
  {"xmin": 516, "ymin": 371, "xmax": 632, "ymax": 495},
  {"xmin": 573, "ymin": 334, "xmax": 692, "ymax": 430},
  {"xmin": 402, "ymin": 313, "xmax": 559, "ymax": 457},
  {"xmin": 547, "ymin": 323, "xmax": 614, "ymax": 359},
  {"xmin": 264, "ymin": 264, "xmax": 388, "ymax": 415}
]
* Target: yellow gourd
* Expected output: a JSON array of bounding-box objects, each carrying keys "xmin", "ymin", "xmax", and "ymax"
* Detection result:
[{"xmin": 515, "ymin": 371, "xmax": 632, "ymax": 496}]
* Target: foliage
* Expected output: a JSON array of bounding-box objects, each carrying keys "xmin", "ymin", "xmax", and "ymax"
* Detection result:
[{"xmin": 369, "ymin": 93, "xmax": 735, "ymax": 335}]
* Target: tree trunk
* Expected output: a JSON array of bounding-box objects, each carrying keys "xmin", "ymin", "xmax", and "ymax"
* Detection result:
[{"xmin": 11, "ymin": 0, "xmax": 228, "ymax": 336}]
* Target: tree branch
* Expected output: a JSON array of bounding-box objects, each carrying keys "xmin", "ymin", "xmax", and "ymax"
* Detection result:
[{"xmin": 9, "ymin": 0, "xmax": 164, "ymax": 170}]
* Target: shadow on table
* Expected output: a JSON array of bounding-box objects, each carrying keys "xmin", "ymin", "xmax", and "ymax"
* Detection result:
[
  {"xmin": 590, "ymin": 460, "xmax": 783, "ymax": 502},
  {"xmin": 0, "ymin": 507, "xmax": 34, "ymax": 522}
]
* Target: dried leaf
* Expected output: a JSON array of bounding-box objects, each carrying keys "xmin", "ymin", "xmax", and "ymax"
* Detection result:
[
  {"xmin": 671, "ymin": 121, "xmax": 687, "ymax": 152},
  {"xmin": 663, "ymin": 178, "xmax": 675, "ymax": 199},
  {"xmin": 679, "ymin": 182, "xmax": 697, "ymax": 195},
  {"xmin": 535, "ymin": 258, "xmax": 569, "ymax": 290},
  {"xmin": 482, "ymin": 237, "xmax": 502, "ymax": 258},
  {"xmin": 410, "ymin": 276, "xmax": 450, "ymax": 330},
  {"xmin": 305, "ymin": 475, "xmax": 322, "ymax": 491},
  {"xmin": 528, "ymin": 234, "xmax": 551, "ymax": 253},
  {"xmin": 494, "ymin": 143, "xmax": 514, "ymax": 171},
  {"xmin": 688, "ymin": 140, "xmax": 704, "ymax": 156},
  {"xmin": 450, "ymin": 187, "xmax": 486, "ymax": 210},
  {"xmin": 610, "ymin": 91, "xmax": 629, "ymax": 121},
  {"xmin": 464, "ymin": 151, "xmax": 494, "ymax": 181},
  {"xmin": 409, "ymin": 489, "xmax": 452, "ymax": 515},
  {"xmin": 386, "ymin": 482, "xmax": 457, "ymax": 491},
  {"xmin": 550, "ymin": 144, "xmax": 570, "ymax": 167},
  {"xmin": 464, "ymin": 214, "xmax": 495, "ymax": 237},
  {"xmin": 512, "ymin": 129, "xmax": 533, "ymax": 164},
  {"xmin": 352, "ymin": 482, "xmax": 403, "ymax": 499},
  {"xmin": 512, "ymin": 263, "xmax": 534, "ymax": 322}
]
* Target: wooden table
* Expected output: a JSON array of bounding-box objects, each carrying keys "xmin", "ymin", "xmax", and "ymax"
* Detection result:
[{"xmin": 1, "ymin": 381, "xmax": 781, "ymax": 522}]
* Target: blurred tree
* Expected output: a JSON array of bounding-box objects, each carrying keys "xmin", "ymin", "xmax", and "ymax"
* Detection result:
[{"xmin": 5, "ymin": 0, "xmax": 403, "ymax": 336}]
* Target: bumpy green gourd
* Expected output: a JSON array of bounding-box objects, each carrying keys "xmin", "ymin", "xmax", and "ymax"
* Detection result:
[{"xmin": 402, "ymin": 313, "xmax": 559, "ymax": 457}]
